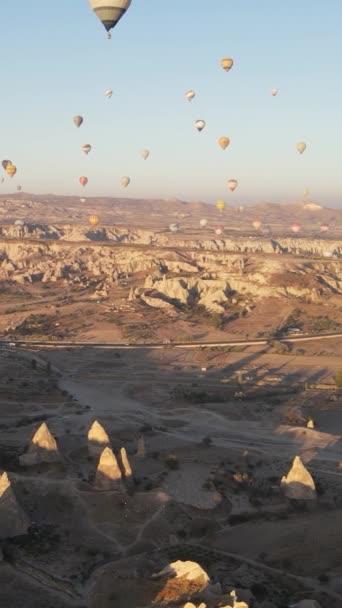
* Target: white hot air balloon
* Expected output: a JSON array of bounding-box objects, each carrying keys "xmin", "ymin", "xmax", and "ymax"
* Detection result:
[
  {"xmin": 140, "ymin": 149, "xmax": 150, "ymax": 160},
  {"xmin": 271, "ymin": 88, "xmax": 278, "ymax": 96},
  {"xmin": 214, "ymin": 225, "xmax": 224, "ymax": 236},
  {"xmin": 185, "ymin": 89, "xmax": 195, "ymax": 102},
  {"xmin": 105, "ymin": 88, "xmax": 113, "ymax": 98},
  {"xmin": 80, "ymin": 198, "xmax": 86, "ymax": 203},
  {"xmin": 121, "ymin": 176, "xmax": 130, "ymax": 188},
  {"xmin": 199, "ymin": 218, "xmax": 208, "ymax": 228},
  {"xmin": 195, "ymin": 120, "xmax": 206, "ymax": 132}
]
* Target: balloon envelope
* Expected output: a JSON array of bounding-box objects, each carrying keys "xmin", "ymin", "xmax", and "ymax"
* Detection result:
[
  {"xmin": 73, "ymin": 116, "xmax": 83, "ymax": 128},
  {"xmin": 271, "ymin": 88, "xmax": 278, "ymax": 96},
  {"xmin": 291, "ymin": 222, "xmax": 301, "ymax": 233},
  {"xmin": 227, "ymin": 179, "xmax": 238, "ymax": 192},
  {"xmin": 89, "ymin": 215, "xmax": 100, "ymax": 226},
  {"xmin": 221, "ymin": 57, "xmax": 234, "ymax": 72},
  {"xmin": 140, "ymin": 149, "xmax": 150, "ymax": 160},
  {"xmin": 80, "ymin": 198, "xmax": 86, "ymax": 203},
  {"xmin": 195, "ymin": 120, "xmax": 205, "ymax": 132},
  {"xmin": 200, "ymin": 218, "xmax": 208, "ymax": 227},
  {"xmin": 216, "ymin": 200, "xmax": 225, "ymax": 212},
  {"xmin": 297, "ymin": 142, "xmax": 307, "ymax": 154},
  {"xmin": 2, "ymin": 160, "xmax": 12, "ymax": 170},
  {"xmin": 6, "ymin": 164, "xmax": 17, "ymax": 178},
  {"xmin": 169, "ymin": 223, "xmax": 179, "ymax": 233},
  {"xmin": 105, "ymin": 89, "xmax": 113, "ymax": 98},
  {"xmin": 218, "ymin": 136, "xmax": 230, "ymax": 150},
  {"xmin": 82, "ymin": 144, "xmax": 92, "ymax": 155},
  {"xmin": 80, "ymin": 176, "xmax": 88, "ymax": 187},
  {"xmin": 185, "ymin": 89, "xmax": 195, "ymax": 101},
  {"xmin": 215, "ymin": 225, "xmax": 224, "ymax": 236},
  {"xmin": 88, "ymin": 0, "xmax": 132, "ymax": 32},
  {"xmin": 121, "ymin": 176, "xmax": 130, "ymax": 188},
  {"xmin": 252, "ymin": 220, "xmax": 262, "ymax": 230}
]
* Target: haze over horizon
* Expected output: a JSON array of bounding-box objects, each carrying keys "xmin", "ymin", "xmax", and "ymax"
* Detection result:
[{"xmin": 0, "ymin": 0, "xmax": 341, "ymax": 207}]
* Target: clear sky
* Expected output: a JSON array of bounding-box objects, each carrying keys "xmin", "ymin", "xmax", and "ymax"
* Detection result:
[{"xmin": 0, "ymin": 0, "xmax": 341, "ymax": 206}]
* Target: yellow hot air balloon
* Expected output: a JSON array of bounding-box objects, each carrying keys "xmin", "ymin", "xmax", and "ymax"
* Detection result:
[
  {"xmin": 221, "ymin": 57, "xmax": 234, "ymax": 72},
  {"xmin": 216, "ymin": 200, "xmax": 225, "ymax": 212},
  {"xmin": 297, "ymin": 142, "xmax": 307, "ymax": 155},
  {"xmin": 89, "ymin": 215, "xmax": 100, "ymax": 226},
  {"xmin": 218, "ymin": 136, "xmax": 230, "ymax": 150},
  {"xmin": 88, "ymin": 0, "xmax": 132, "ymax": 37},
  {"xmin": 227, "ymin": 179, "xmax": 238, "ymax": 192},
  {"xmin": 6, "ymin": 164, "xmax": 17, "ymax": 178},
  {"xmin": 121, "ymin": 176, "xmax": 130, "ymax": 188}
]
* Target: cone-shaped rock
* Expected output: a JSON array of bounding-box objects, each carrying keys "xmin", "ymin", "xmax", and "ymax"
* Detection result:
[
  {"xmin": 0, "ymin": 472, "xmax": 29, "ymax": 538},
  {"xmin": 19, "ymin": 422, "xmax": 60, "ymax": 466},
  {"xmin": 306, "ymin": 418, "xmax": 315, "ymax": 429},
  {"xmin": 281, "ymin": 456, "xmax": 316, "ymax": 500},
  {"xmin": 95, "ymin": 447, "xmax": 123, "ymax": 491},
  {"xmin": 136, "ymin": 435, "xmax": 146, "ymax": 458},
  {"xmin": 119, "ymin": 447, "xmax": 132, "ymax": 479},
  {"xmin": 88, "ymin": 420, "xmax": 111, "ymax": 457}
]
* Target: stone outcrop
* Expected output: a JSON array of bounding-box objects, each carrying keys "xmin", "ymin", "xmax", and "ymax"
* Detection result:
[
  {"xmin": 281, "ymin": 456, "xmax": 317, "ymax": 500},
  {"xmin": 19, "ymin": 422, "xmax": 60, "ymax": 466},
  {"xmin": 306, "ymin": 418, "xmax": 315, "ymax": 429},
  {"xmin": 0, "ymin": 472, "xmax": 29, "ymax": 538},
  {"xmin": 119, "ymin": 447, "xmax": 133, "ymax": 479},
  {"xmin": 95, "ymin": 447, "xmax": 123, "ymax": 491},
  {"xmin": 88, "ymin": 420, "xmax": 111, "ymax": 457},
  {"xmin": 153, "ymin": 560, "xmax": 210, "ymax": 585}
]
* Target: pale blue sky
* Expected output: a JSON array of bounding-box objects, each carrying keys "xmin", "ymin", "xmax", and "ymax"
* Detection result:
[{"xmin": 0, "ymin": 1, "xmax": 341, "ymax": 206}]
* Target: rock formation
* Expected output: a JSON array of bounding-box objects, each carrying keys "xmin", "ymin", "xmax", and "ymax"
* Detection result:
[
  {"xmin": 136, "ymin": 435, "xmax": 146, "ymax": 458},
  {"xmin": 153, "ymin": 560, "xmax": 210, "ymax": 584},
  {"xmin": 281, "ymin": 456, "xmax": 317, "ymax": 500},
  {"xmin": 88, "ymin": 420, "xmax": 111, "ymax": 457},
  {"xmin": 152, "ymin": 561, "xmax": 210, "ymax": 605},
  {"xmin": 0, "ymin": 472, "xmax": 29, "ymax": 538},
  {"xmin": 19, "ymin": 422, "xmax": 60, "ymax": 466},
  {"xmin": 306, "ymin": 418, "xmax": 315, "ymax": 429},
  {"xmin": 95, "ymin": 447, "xmax": 123, "ymax": 491},
  {"xmin": 119, "ymin": 447, "xmax": 133, "ymax": 479}
]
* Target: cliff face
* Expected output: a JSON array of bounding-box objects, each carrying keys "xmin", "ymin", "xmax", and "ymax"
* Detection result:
[{"xmin": 0, "ymin": 232, "xmax": 341, "ymax": 312}]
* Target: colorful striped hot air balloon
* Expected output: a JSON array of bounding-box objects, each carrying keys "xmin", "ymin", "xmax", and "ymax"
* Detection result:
[{"xmin": 88, "ymin": 0, "xmax": 132, "ymax": 37}]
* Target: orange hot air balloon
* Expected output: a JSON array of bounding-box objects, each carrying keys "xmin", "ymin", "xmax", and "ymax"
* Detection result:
[
  {"xmin": 79, "ymin": 176, "xmax": 88, "ymax": 187},
  {"xmin": 221, "ymin": 57, "xmax": 234, "ymax": 72},
  {"xmin": 218, "ymin": 136, "xmax": 230, "ymax": 150},
  {"xmin": 6, "ymin": 164, "xmax": 17, "ymax": 178},
  {"xmin": 291, "ymin": 222, "xmax": 301, "ymax": 234},
  {"xmin": 89, "ymin": 215, "xmax": 100, "ymax": 226}
]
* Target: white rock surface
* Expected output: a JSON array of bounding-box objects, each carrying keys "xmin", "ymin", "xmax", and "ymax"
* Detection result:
[
  {"xmin": 19, "ymin": 422, "xmax": 60, "ymax": 466},
  {"xmin": 95, "ymin": 447, "xmax": 123, "ymax": 491},
  {"xmin": 88, "ymin": 420, "xmax": 111, "ymax": 457},
  {"xmin": 281, "ymin": 456, "xmax": 316, "ymax": 500}
]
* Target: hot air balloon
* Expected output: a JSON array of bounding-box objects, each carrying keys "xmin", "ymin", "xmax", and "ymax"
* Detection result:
[
  {"xmin": 227, "ymin": 179, "xmax": 238, "ymax": 192},
  {"xmin": 252, "ymin": 219, "xmax": 262, "ymax": 231},
  {"xmin": 73, "ymin": 116, "xmax": 84, "ymax": 128},
  {"xmin": 80, "ymin": 176, "xmax": 88, "ymax": 187},
  {"xmin": 200, "ymin": 218, "xmax": 208, "ymax": 228},
  {"xmin": 105, "ymin": 88, "xmax": 113, "ymax": 98},
  {"xmin": 2, "ymin": 160, "xmax": 12, "ymax": 171},
  {"xmin": 140, "ymin": 149, "xmax": 150, "ymax": 160},
  {"xmin": 121, "ymin": 176, "xmax": 130, "ymax": 188},
  {"xmin": 271, "ymin": 88, "xmax": 278, "ymax": 96},
  {"xmin": 6, "ymin": 164, "xmax": 17, "ymax": 178},
  {"xmin": 297, "ymin": 142, "xmax": 307, "ymax": 155},
  {"xmin": 291, "ymin": 222, "xmax": 301, "ymax": 234},
  {"xmin": 88, "ymin": 0, "xmax": 132, "ymax": 37},
  {"xmin": 17, "ymin": 185, "xmax": 22, "ymax": 191},
  {"xmin": 218, "ymin": 136, "xmax": 230, "ymax": 150},
  {"xmin": 195, "ymin": 120, "xmax": 206, "ymax": 132},
  {"xmin": 215, "ymin": 225, "xmax": 224, "ymax": 236},
  {"xmin": 89, "ymin": 215, "xmax": 100, "ymax": 226},
  {"xmin": 185, "ymin": 89, "xmax": 195, "ymax": 102},
  {"xmin": 169, "ymin": 223, "xmax": 179, "ymax": 233},
  {"xmin": 216, "ymin": 200, "xmax": 225, "ymax": 212},
  {"xmin": 320, "ymin": 223, "xmax": 329, "ymax": 233},
  {"xmin": 221, "ymin": 57, "xmax": 234, "ymax": 72},
  {"xmin": 15, "ymin": 220, "xmax": 25, "ymax": 227},
  {"xmin": 80, "ymin": 198, "xmax": 86, "ymax": 203},
  {"xmin": 82, "ymin": 144, "xmax": 92, "ymax": 155}
]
